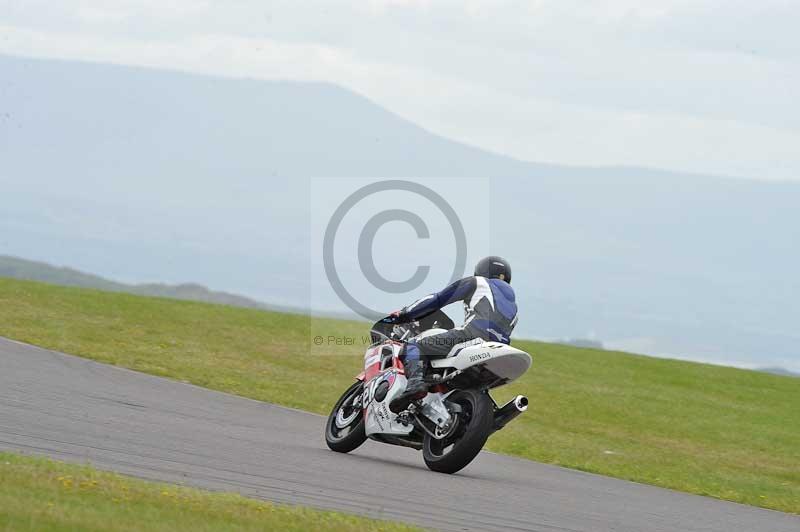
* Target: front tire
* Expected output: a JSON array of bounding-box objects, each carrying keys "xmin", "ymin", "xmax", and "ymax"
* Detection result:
[
  {"xmin": 325, "ymin": 381, "xmax": 367, "ymax": 453},
  {"xmin": 422, "ymin": 389, "xmax": 493, "ymax": 474}
]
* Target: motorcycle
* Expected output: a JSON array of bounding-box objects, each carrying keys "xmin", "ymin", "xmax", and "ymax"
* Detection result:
[{"xmin": 324, "ymin": 310, "xmax": 532, "ymax": 474}]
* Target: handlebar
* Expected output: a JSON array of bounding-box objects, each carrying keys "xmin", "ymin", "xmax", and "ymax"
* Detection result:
[
  {"xmin": 370, "ymin": 316, "xmax": 420, "ymax": 345},
  {"xmin": 370, "ymin": 310, "xmax": 455, "ymax": 345}
]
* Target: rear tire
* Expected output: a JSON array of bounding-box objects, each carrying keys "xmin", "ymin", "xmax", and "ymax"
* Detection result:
[
  {"xmin": 422, "ymin": 389, "xmax": 493, "ymax": 474},
  {"xmin": 325, "ymin": 381, "xmax": 367, "ymax": 453}
]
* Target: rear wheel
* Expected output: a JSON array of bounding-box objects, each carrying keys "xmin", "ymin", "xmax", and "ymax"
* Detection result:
[
  {"xmin": 325, "ymin": 381, "xmax": 367, "ymax": 453},
  {"xmin": 422, "ymin": 389, "xmax": 493, "ymax": 474}
]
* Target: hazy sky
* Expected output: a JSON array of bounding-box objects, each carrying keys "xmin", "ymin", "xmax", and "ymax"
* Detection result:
[{"xmin": 2, "ymin": 0, "xmax": 798, "ymax": 180}]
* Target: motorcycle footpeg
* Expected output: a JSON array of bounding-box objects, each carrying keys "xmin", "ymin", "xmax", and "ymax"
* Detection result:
[{"xmin": 389, "ymin": 392, "xmax": 426, "ymax": 414}]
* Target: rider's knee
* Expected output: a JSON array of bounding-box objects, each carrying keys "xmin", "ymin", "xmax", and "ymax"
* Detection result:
[{"xmin": 403, "ymin": 341, "xmax": 421, "ymax": 361}]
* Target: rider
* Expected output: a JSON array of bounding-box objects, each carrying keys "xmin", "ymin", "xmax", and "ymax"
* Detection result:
[{"xmin": 386, "ymin": 256, "xmax": 517, "ymax": 413}]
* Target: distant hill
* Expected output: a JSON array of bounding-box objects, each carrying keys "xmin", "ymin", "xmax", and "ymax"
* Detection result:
[
  {"xmin": 757, "ymin": 367, "xmax": 800, "ymax": 378},
  {"xmin": 1, "ymin": 54, "xmax": 798, "ymax": 371},
  {"xmin": 557, "ymin": 338, "xmax": 605, "ymax": 350},
  {"xmin": 0, "ymin": 255, "xmax": 298, "ymax": 313}
]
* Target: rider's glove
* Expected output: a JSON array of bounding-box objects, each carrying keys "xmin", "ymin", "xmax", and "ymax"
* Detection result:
[{"xmin": 383, "ymin": 309, "xmax": 407, "ymax": 324}]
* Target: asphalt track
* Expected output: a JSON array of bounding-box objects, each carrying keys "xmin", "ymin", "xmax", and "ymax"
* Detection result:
[{"xmin": 1, "ymin": 337, "xmax": 797, "ymax": 532}]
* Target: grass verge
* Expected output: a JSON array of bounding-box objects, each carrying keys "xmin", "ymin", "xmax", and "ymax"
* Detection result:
[
  {"xmin": 0, "ymin": 452, "xmax": 422, "ymax": 532},
  {"xmin": 0, "ymin": 278, "xmax": 798, "ymax": 514}
]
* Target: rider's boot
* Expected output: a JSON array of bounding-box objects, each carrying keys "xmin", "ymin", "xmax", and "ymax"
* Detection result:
[{"xmin": 390, "ymin": 358, "xmax": 427, "ymax": 413}]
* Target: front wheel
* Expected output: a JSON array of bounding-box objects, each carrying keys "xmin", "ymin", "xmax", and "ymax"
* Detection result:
[
  {"xmin": 422, "ymin": 389, "xmax": 493, "ymax": 474},
  {"xmin": 325, "ymin": 381, "xmax": 367, "ymax": 453}
]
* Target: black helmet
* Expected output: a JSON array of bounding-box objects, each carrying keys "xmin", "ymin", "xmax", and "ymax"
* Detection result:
[{"xmin": 474, "ymin": 256, "xmax": 512, "ymax": 284}]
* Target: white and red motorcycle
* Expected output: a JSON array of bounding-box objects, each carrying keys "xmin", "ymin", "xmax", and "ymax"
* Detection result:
[{"xmin": 325, "ymin": 311, "xmax": 532, "ymax": 474}]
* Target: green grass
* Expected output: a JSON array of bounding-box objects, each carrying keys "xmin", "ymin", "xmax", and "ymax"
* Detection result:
[
  {"xmin": 0, "ymin": 452, "xmax": 422, "ymax": 532},
  {"xmin": 1, "ymin": 277, "xmax": 798, "ymax": 514}
]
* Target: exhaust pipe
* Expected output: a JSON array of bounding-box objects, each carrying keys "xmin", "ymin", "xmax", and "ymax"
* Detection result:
[{"xmin": 493, "ymin": 395, "xmax": 528, "ymax": 430}]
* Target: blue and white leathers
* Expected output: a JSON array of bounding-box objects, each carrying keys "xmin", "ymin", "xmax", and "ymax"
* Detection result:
[{"xmin": 400, "ymin": 276, "xmax": 518, "ymax": 362}]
